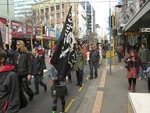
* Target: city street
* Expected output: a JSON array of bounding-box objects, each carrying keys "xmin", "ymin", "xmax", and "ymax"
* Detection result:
[{"xmin": 19, "ymin": 57, "xmax": 149, "ymax": 113}]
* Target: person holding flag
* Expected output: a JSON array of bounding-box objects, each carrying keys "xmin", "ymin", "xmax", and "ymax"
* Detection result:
[{"xmin": 50, "ymin": 6, "xmax": 76, "ymax": 113}]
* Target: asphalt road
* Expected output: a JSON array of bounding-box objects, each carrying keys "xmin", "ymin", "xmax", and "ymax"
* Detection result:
[{"xmin": 18, "ymin": 60, "xmax": 92, "ymax": 113}]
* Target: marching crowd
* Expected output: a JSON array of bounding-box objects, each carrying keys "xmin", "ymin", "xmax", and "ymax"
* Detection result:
[{"xmin": 0, "ymin": 40, "xmax": 102, "ymax": 113}]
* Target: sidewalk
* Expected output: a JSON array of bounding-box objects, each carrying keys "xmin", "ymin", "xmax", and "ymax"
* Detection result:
[{"xmin": 76, "ymin": 57, "xmax": 149, "ymax": 113}]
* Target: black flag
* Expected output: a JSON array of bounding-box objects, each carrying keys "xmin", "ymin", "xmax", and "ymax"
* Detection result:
[
  {"xmin": 51, "ymin": 6, "xmax": 76, "ymax": 79},
  {"xmin": 0, "ymin": 31, "xmax": 4, "ymax": 49}
]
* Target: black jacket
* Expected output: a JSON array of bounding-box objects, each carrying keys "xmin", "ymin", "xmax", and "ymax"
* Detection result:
[
  {"xmin": 89, "ymin": 50, "xmax": 100, "ymax": 62},
  {"xmin": 0, "ymin": 65, "xmax": 20, "ymax": 113},
  {"xmin": 13, "ymin": 50, "xmax": 32, "ymax": 76},
  {"xmin": 32, "ymin": 55, "xmax": 44, "ymax": 74}
]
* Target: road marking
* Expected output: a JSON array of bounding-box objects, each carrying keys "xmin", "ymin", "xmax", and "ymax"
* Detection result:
[
  {"xmin": 65, "ymin": 98, "xmax": 75, "ymax": 112},
  {"xmin": 99, "ymin": 69, "xmax": 106, "ymax": 88},
  {"xmin": 105, "ymin": 59, "xmax": 108, "ymax": 65},
  {"xmin": 78, "ymin": 84, "xmax": 85, "ymax": 92},
  {"xmin": 92, "ymin": 91, "xmax": 103, "ymax": 113},
  {"xmin": 86, "ymin": 75, "xmax": 90, "ymax": 80}
]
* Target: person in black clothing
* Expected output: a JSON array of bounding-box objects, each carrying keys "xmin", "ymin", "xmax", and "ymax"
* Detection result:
[
  {"xmin": 13, "ymin": 40, "xmax": 34, "ymax": 101},
  {"xmin": 89, "ymin": 45, "xmax": 100, "ymax": 79},
  {"xmin": 32, "ymin": 47, "xmax": 47, "ymax": 95},
  {"xmin": 0, "ymin": 48, "xmax": 20, "ymax": 113}
]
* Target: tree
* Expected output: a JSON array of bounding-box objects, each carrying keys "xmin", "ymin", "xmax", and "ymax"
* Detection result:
[{"xmin": 88, "ymin": 32, "xmax": 98, "ymax": 44}]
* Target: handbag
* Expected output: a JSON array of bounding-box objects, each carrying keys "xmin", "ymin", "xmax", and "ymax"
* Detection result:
[
  {"xmin": 51, "ymin": 85, "xmax": 68, "ymax": 97},
  {"xmin": 19, "ymin": 90, "xmax": 28, "ymax": 109},
  {"xmin": 125, "ymin": 62, "xmax": 129, "ymax": 68}
]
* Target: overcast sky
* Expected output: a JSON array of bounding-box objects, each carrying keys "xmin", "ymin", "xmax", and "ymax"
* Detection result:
[{"xmin": 89, "ymin": 0, "xmax": 119, "ymax": 30}]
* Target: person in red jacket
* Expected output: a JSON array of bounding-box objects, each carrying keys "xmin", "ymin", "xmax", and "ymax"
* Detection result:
[{"xmin": 0, "ymin": 48, "xmax": 20, "ymax": 113}]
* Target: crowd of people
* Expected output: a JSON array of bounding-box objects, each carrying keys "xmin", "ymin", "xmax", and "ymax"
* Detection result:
[{"xmin": 0, "ymin": 40, "xmax": 103, "ymax": 113}]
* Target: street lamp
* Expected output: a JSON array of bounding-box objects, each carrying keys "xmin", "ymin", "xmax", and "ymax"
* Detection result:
[{"xmin": 109, "ymin": 0, "xmax": 112, "ymax": 74}]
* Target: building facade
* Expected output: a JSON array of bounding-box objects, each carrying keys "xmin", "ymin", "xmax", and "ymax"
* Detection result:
[
  {"xmin": 0, "ymin": 0, "xmax": 14, "ymax": 18},
  {"xmin": 14, "ymin": 0, "xmax": 42, "ymax": 19},
  {"xmin": 32, "ymin": 0, "xmax": 87, "ymax": 38},
  {"xmin": 80, "ymin": 0, "xmax": 95, "ymax": 33}
]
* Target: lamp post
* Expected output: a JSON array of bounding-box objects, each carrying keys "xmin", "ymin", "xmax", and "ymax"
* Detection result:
[{"xmin": 109, "ymin": 0, "xmax": 112, "ymax": 74}]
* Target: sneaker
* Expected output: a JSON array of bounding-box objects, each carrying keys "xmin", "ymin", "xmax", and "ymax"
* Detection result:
[
  {"xmin": 144, "ymin": 75, "xmax": 147, "ymax": 78},
  {"xmin": 139, "ymin": 77, "xmax": 142, "ymax": 80},
  {"xmin": 52, "ymin": 111, "xmax": 56, "ymax": 113}
]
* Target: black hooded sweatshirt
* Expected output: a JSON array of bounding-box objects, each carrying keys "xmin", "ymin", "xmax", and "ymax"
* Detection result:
[{"xmin": 0, "ymin": 64, "xmax": 20, "ymax": 113}]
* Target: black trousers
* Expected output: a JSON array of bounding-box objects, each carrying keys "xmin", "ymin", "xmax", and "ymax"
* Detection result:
[
  {"xmin": 19, "ymin": 76, "xmax": 34, "ymax": 98},
  {"xmin": 52, "ymin": 96, "xmax": 65, "ymax": 111},
  {"xmin": 76, "ymin": 69, "xmax": 83, "ymax": 85}
]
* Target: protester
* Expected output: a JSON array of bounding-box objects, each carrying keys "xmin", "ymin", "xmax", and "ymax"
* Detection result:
[
  {"xmin": 0, "ymin": 48, "xmax": 20, "ymax": 113},
  {"xmin": 124, "ymin": 49, "xmax": 145, "ymax": 92},
  {"xmin": 38, "ymin": 45, "xmax": 46, "ymax": 78},
  {"xmin": 138, "ymin": 43, "xmax": 150, "ymax": 80},
  {"xmin": 50, "ymin": 65, "xmax": 68, "ymax": 113},
  {"xmin": 89, "ymin": 45, "xmax": 100, "ymax": 79},
  {"xmin": 12, "ymin": 40, "xmax": 34, "ymax": 101},
  {"xmin": 73, "ymin": 45, "xmax": 85, "ymax": 87},
  {"xmin": 32, "ymin": 47, "xmax": 47, "ymax": 95}
]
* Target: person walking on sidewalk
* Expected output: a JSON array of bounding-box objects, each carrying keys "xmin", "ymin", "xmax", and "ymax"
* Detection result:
[
  {"xmin": 138, "ymin": 43, "xmax": 150, "ymax": 80},
  {"xmin": 124, "ymin": 49, "xmax": 145, "ymax": 92},
  {"xmin": 32, "ymin": 47, "xmax": 47, "ymax": 95},
  {"xmin": 89, "ymin": 45, "xmax": 100, "ymax": 79},
  {"xmin": 12, "ymin": 40, "xmax": 34, "ymax": 101},
  {"xmin": 73, "ymin": 45, "xmax": 85, "ymax": 87}
]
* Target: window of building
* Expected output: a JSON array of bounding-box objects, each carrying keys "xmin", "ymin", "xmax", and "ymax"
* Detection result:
[
  {"xmin": 51, "ymin": 6, "xmax": 54, "ymax": 11},
  {"xmin": 51, "ymin": 14, "xmax": 54, "ymax": 20},
  {"xmin": 51, "ymin": 24, "xmax": 54, "ymax": 28},
  {"xmin": 56, "ymin": 5, "xmax": 60, "ymax": 10},
  {"xmin": 62, "ymin": 12, "xmax": 64, "ymax": 17},
  {"xmin": 46, "ymin": 16, "xmax": 49, "ymax": 20},
  {"xmin": 62, "ymin": 4, "xmax": 64, "ymax": 8},
  {"xmin": 41, "ymin": 9, "xmax": 44, "ymax": 14},
  {"xmin": 56, "ymin": 13, "xmax": 60, "ymax": 18},
  {"xmin": 45, "ymin": 8, "xmax": 49, "ymax": 12}
]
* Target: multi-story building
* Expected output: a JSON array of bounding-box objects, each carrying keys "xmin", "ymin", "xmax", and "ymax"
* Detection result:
[
  {"xmin": 14, "ymin": 0, "xmax": 42, "ymax": 19},
  {"xmin": 80, "ymin": 0, "xmax": 95, "ymax": 33},
  {"xmin": 32, "ymin": 0, "xmax": 87, "ymax": 38},
  {"xmin": 116, "ymin": 0, "xmax": 150, "ymax": 49},
  {"xmin": 0, "ymin": 0, "xmax": 14, "ymax": 18}
]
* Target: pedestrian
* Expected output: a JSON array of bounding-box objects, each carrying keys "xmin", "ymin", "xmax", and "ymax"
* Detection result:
[
  {"xmin": 116, "ymin": 43, "xmax": 123, "ymax": 62},
  {"xmin": 12, "ymin": 40, "xmax": 34, "ymax": 101},
  {"xmin": 138, "ymin": 43, "xmax": 150, "ymax": 80},
  {"xmin": 0, "ymin": 48, "xmax": 20, "ymax": 113},
  {"xmin": 73, "ymin": 45, "xmax": 85, "ymax": 87},
  {"xmin": 32, "ymin": 47, "xmax": 47, "ymax": 95},
  {"xmin": 144, "ymin": 64, "xmax": 150, "ymax": 93},
  {"xmin": 50, "ymin": 65, "xmax": 68, "ymax": 113},
  {"xmin": 89, "ymin": 45, "xmax": 100, "ymax": 79},
  {"xmin": 124, "ymin": 49, "xmax": 145, "ymax": 92},
  {"xmin": 38, "ymin": 45, "xmax": 46, "ymax": 79}
]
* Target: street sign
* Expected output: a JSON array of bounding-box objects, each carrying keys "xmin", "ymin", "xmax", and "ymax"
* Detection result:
[{"xmin": 140, "ymin": 28, "xmax": 150, "ymax": 32}]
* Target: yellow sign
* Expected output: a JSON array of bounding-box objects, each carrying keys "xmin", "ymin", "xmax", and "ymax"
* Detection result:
[{"xmin": 125, "ymin": 32, "xmax": 140, "ymax": 36}]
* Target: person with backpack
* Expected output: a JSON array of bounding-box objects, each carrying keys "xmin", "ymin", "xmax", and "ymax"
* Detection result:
[
  {"xmin": 0, "ymin": 48, "xmax": 20, "ymax": 113},
  {"xmin": 32, "ymin": 47, "xmax": 47, "ymax": 95},
  {"xmin": 12, "ymin": 40, "xmax": 34, "ymax": 101}
]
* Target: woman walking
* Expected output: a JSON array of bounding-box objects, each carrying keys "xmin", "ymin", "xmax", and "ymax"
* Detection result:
[{"xmin": 124, "ymin": 49, "xmax": 145, "ymax": 92}]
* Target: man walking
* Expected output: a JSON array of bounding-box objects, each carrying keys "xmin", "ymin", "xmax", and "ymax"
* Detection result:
[
  {"xmin": 89, "ymin": 45, "xmax": 100, "ymax": 79},
  {"xmin": 138, "ymin": 43, "xmax": 150, "ymax": 79}
]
